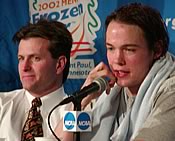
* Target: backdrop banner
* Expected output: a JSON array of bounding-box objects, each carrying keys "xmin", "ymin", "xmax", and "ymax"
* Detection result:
[
  {"xmin": 0, "ymin": 0, "xmax": 175, "ymax": 94},
  {"xmin": 0, "ymin": 0, "xmax": 29, "ymax": 91}
]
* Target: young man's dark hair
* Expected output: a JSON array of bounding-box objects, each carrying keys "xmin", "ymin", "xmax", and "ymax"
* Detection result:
[{"xmin": 105, "ymin": 3, "xmax": 169, "ymax": 58}]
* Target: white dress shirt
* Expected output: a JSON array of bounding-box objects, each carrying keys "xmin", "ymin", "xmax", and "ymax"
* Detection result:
[{"xmin": 0, "ymin": 87, "xmax": 71, "ymax": 141}]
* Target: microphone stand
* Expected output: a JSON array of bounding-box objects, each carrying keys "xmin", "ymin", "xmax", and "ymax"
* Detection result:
[{"xmin": 72, "ymin": 92, "xmax": 82, "ymax": 141}]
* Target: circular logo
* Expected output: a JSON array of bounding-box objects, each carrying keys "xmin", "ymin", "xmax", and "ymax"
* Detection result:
[
  {"xmin": 64, "ymin": 112, "xmax": 75, "ymax": 130},
  {"xmin": 77, "ymin": 112, "xmax": 91, "ymax": 130}
]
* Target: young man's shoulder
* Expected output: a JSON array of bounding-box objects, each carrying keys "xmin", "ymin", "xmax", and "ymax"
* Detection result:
[{"xmin": 160, "ymin": 69, "xmax": 175, "ymax": 91}]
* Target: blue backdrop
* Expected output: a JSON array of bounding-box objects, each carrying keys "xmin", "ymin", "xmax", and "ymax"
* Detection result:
[{"xmin": 0, "ymin": 0, "xmax": 175, "ymax": 94}]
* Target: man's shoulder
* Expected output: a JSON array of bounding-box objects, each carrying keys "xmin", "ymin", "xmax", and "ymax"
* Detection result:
[
  {"xmin": 0, "ymin": 89, "xmax": 25, "ymax": 103},
  {"xmin": 0, "ymin": 89, "xmax": 24, "ymax": 95}
]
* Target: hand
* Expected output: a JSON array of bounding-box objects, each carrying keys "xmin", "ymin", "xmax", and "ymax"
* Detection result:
[{"xmin": 81, "ymin": 62, "xmax": 116, "ymax": 109}]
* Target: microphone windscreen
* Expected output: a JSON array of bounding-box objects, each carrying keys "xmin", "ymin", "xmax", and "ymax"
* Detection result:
[{"xmin": 93, "ymin": 77, "xmax": 108, "ymax": 93}]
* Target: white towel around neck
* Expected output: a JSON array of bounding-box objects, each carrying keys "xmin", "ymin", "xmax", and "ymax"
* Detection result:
[{"xmin": 110, "ymin": 52, "xmax": 175, "ymax": 141}]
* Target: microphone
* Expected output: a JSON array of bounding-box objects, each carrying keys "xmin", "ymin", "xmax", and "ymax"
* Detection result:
[
  {"xmin": 62, "ymin": 77, "xmax": 107, "ymax": 133},
  {"xmin": 59, "ymin": 77, "xmax": 108, "ymax": 105}
]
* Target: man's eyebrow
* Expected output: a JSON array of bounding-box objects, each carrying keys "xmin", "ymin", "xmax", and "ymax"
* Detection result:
[{"xmin": 106, "ymin": 42, "xmax": 114, "ymax": 46}]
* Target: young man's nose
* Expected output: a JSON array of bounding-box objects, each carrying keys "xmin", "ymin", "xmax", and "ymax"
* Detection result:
[{"xmin": 115, "ymin": 50, "xmax": 125, "ymax": 65}]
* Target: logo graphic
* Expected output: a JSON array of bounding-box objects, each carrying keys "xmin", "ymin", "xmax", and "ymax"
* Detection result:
[
  {"xmin": 64, "ymin": 112, "xmax": 75, "ymax": 130},
  {"xmin": 77, "ymin": 112, "xmax": 91, "ymax": 130},
  {"xmin": 29, "ymin": 0, "xmax": 101, "ymax": 79}
]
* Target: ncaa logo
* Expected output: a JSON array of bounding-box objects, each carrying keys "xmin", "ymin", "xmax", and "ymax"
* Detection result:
[
  {"xmin": 64, "ymin": 112, "xmax": 75, "ymax": 130},
  {"xmin": 77, "ymin": 112, "xmax": 91, "ymax": 130}
]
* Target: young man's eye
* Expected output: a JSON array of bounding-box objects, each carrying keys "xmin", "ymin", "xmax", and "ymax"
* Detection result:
[{"xmin": 33, "ymin": 56, "xmax": 41, "ymax": 61}]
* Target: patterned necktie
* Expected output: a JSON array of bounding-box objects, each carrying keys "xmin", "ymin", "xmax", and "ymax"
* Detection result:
[{"xmin": 21, "ymin": 97, "xmax": 44, "ymax": 141}]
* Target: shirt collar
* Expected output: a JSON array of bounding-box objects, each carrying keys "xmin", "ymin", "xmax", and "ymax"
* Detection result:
[{"xmin": 25, "ymin": 86, "xmax": 67, "ymax": 113}]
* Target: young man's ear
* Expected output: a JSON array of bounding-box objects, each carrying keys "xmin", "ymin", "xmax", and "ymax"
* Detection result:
[
  {"xmin": 153, "ymin": 40, "xmax": 163, "ymax": 60},
  {"xmin": 56, "ymin": 56, "xmax": 67, "ymax": 74}
]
